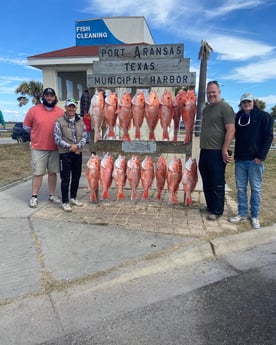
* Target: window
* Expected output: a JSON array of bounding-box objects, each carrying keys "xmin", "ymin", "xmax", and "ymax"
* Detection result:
[{"xmin": 57, "ymin": 71, "xmax": 87, "ymax": 101}]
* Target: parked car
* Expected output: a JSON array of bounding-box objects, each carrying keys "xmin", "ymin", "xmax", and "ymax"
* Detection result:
[
  {"xmin": 11, "ymin": 122, "xmax": 30, "ymax": 143},
  {"xmin": 179, "ymin": 120, "xmax": 185, "ymax": 130}
]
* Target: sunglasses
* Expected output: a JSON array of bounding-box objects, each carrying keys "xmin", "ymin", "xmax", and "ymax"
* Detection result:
[
  {"xmin": 207, "ymin": 80, "xmax": 220, "ymax": 87},
  {"xmin": 66, "ymin": 98, "xmax": 78, "ymax": 103}
]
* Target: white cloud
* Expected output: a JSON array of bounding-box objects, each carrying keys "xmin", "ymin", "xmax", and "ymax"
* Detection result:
[
  {"xmin": 209, "ymin": 36, "xmax": 275, "ymax": 61},
  {"xmin": 225, "ymin": 58, "xmax": 276, "ymax": 82},
  {"xmin": 0, "ymin": 56, "xmax": 27, "ymax": 66},
  {"xmin": 204, "ymin": 0, "xmax": 264, "ymax": 19}
]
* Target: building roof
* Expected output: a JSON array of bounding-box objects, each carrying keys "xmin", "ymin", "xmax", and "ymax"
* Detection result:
[{"xmin": 28, "ymin": 46, "xmax": 100, "ymax": 59}]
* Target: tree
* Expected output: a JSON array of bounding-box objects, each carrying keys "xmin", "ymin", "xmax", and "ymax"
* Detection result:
[
  {"xmin": 195, "ymin": 40, "xmax": 213, "ymax": 136},
  {"xmin": 255, "ymin": 99, "xmax": 265, "ymax": 110},
  {"xmin": 270, "ymin": 105, "xmax": 276, "ymax": 119},
  {"xmin": 15, "ymin": 80, "xmax": 43, "ymax": 107}
]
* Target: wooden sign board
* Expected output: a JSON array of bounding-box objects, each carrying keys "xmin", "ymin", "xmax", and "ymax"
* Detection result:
[
  {"xmin": 88, "ymin": 72, "xmax": 196, "ymax": 88},
  {"xmin": 93, "ymin": 58, "xmax": 190, "ymax": 74},
  {"xmin": 90, "ymin": 140, "xmax": 192, "ymax": 155},
  {"xmin": 99, "ymin": 44, "xmax": 184, "ymax": 61}
]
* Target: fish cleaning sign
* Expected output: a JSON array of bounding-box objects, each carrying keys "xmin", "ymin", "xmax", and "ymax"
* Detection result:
[{"xmin": 88, "ymin": 43, "xmax": 196, "ymax": 87}]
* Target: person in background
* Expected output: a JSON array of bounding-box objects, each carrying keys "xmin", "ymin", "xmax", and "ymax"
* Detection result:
[
  {"xmin": 80, "ymin": 89, "xmax": 91, "ymax": 117},
  {"xmin": 23, "ymin": 88, "xmax": 64, "ymax": 208},
  {"xmin": 199, "ymin": 80, "xmax": 235, "ymax": 221},
  {"xmin": 54, "ymin": 98, "xmax": 87, "ymax": 212},
  {"xmin": 0, "ymin": 109, "xmax": 6, "ymax": 129},
  {"xmin": 229, "ymin": 93, "xmax": 273, "ymax": 229},
  {"xmin": 83, "ymin": 112, "xmax": 91, "ymax": 143}
]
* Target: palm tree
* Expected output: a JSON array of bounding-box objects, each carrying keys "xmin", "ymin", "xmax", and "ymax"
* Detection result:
[
  {"xmin": 195, "ymin": 40, "xmax": 213, "ymax": 136},
  {"xmin": 15, "ymin": 80, "xmax": 44, "ymax": 107}
]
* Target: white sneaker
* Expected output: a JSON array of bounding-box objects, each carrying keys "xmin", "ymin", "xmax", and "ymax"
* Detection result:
[
  {"xmin": 29, "ymin": 197, "xmax": 38, "ymax": 208},
  {"xmin": 49, "ymin": 195, "xmax": 61, "ymax": 204},
  {"xmin": 229, "ymin": 215, "xmax": 247, "ymax": 223},
  {"xmin": 61, "ymin": 203, "xmax": 72, "ymax": 212},
  {"xmin": 70, "ymin": 198, "xmax": 84, "ymax": 207},
  {"xmin": 251, "ymin": 218, "xmax": 260, "ymax": 229}
]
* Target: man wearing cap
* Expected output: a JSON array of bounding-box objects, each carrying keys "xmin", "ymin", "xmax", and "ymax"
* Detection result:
[
  {"xmin": 54, "ymin": 98, "xmax": 87, "ymax": 212},
  {"xmin": 23, "ymin": 88, "xmax": 64, "ymax": 208},
  {"xmin": 229, "ymin": 93, "xmax": 273, "ymax": 229}
]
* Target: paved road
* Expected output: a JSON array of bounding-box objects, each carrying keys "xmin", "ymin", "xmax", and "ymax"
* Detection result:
[
  {"xmin": 0, "ymin": 136, "xmax": 16, "ymax": 144},
  {"xmin": 3, "ymin": 240, "xmax": 275, "ymax": 345}
]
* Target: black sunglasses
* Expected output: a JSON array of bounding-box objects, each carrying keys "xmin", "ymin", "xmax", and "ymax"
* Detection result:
[{"xmin": 207, "ymin": 80, "xmax": 220, "ymax": 87}]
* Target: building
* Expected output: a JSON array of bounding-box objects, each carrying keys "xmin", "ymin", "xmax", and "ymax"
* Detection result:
[{"xmin": 27, "ymin": 17, "xmax": 155, "ymax": 106}]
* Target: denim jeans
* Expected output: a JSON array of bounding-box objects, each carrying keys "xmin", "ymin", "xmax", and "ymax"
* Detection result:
[{"xmin": 235, "ymin": 160, "xmax": 264, "ymax": 218}]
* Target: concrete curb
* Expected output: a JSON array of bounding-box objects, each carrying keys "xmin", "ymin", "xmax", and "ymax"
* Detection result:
[
  {"xmin": 211, "ymin": 225, "xmax": 276, "ymax": 256},
  {"xmin": 79, "ymin": 226, "xmax": 276, "ymax": 292}
]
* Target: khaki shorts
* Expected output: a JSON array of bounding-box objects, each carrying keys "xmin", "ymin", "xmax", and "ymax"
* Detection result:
[{"xmin": 31, "ymin": 149, "xmax": 60, "ymax": 175}]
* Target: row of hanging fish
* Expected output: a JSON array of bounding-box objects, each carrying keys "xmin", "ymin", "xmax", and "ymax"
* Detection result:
[
  {"xmin": 88, "ymin": 89, "xmax": 197, "ymax": 143},
  {"xmin": 85, "ymin": 153, "xmax": 198, "ymax": 206}
]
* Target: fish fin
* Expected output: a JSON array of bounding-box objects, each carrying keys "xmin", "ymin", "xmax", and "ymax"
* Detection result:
[
  {"xmin": 142, "ymin": 190, "xmax": 149, "ymax": 200},
  {"xmin": 131, "ymin": 190, "xmax": 138, "ymax": 201},
  {"xmin": 117, "ymin": 191, "xmax": 125, "ymax": 201},
  {"xmin": 90, "ymin": 191, "xmax": 98, "ymax": 202},
  {"xmin": 101, "ymin": 190, "xmax": 110, "ymax": 200},
  {"xmin": 107, "ymin": 127, "xmax": 116, "ymax": 138},
  {"xmin": 168, "ymin": 193, "xmax": 179, "ymax": 205},
  {"xmin": 135, "ymin": 128, "xmax": 141, "ymax": 140},
  {"xmin": 184, "ymin": 192, "xmax": 192, "ymax": 206},
  {"xmin": 162, "ymin": 130, "xmax": 169, "ymax": 140},
  {"xmin": 121, "ymin": 133, "xmax": 131, "ymax": 141},
  {"xmin": 148, "ymin": 132, "xmax": 156, "ymax": 141},
  {"xmin": 183, "ymin": 132, "xmax": 191, "ymax": 144},
  {"xmin": 156, "ymin": 191, "xmax": 161, "ymax": 200}
]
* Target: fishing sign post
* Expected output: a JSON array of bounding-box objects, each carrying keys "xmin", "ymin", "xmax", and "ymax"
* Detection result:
[
  {"xmin": 88, "ymin": 43, "xmax": 196, "ymax": 155},
  {"xmin": 88, "ymin": 43, "xmax": 196, "ymax": 88}
]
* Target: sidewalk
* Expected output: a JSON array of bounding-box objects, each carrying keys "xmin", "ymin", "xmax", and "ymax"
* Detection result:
[
  {"xmin": 0, "ymin": 145, "xmax": 276, "ymax": 345},
  {"xmin": 1, "ymin": 160, "xmax": 275, "ymax": 304}
]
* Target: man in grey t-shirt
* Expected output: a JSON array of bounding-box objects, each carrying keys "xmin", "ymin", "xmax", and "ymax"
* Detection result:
[{"xmin": 199, "ymin": 81, "xmax": 235, "ymax": 220}]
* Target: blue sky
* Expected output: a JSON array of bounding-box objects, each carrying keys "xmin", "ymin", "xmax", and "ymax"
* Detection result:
[{"xmin": 1, "ymin": 0, "xmax": 276, "ymax": 122}]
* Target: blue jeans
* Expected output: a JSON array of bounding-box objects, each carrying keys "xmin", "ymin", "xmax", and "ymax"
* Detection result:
[{"xmin": 235, "ymin": 160, "xmax": 264, "ymax": 218}]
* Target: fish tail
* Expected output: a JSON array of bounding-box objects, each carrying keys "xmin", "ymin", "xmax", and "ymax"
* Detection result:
[
  {"xmin": 142, "ymin": 190, "xmax": 149, "ymax": 200},
  {"xmin": 131, "ymin": 189, "xmax": 138, "ymax": 201},
  {"xmin": 183, "ymin": 132, "xmax": 191, "ymax": 144},
  {"xmin": 117, "ymin": 190, "xmax": 125, "ymax": 201},
  {"xmin": 90, "ymin": 191, "xmax": 98, "ymax": 202},
  {"xmin": 108, "ymin": 127, "xmax": 116, "ymax": 138},
  {"xmin": 121, "ymin": 132, "xmax": 131, "ymax": 141},
  {"xmin": 156, "ymin": 191, "xmax": 161, "ymax": 200},
  {"xmin": 184, "ymin": 193, "xmax": 192, "ymax": 206},
  {"xmin": 162, "ymin": 130, "xmax": 169, "ymax": 140},
  {"xmin": 148, "ymin": 131, "xmax": 156, "ymax": 141},
  {"xmin": 135, "ymin": 128, "xmax": 141, "ymax": 140},
  {"xmin": 168, "ymin": 193, "xmax": 179, "ymax": 205},
  {"xmin": 101, "ymin": 189, "xmax": 110, "ymax": 200}
]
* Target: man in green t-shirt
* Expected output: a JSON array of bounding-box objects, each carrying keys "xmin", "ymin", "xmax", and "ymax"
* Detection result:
[{"xmin": 199, "ymin": 81, "xmax": 235, "ymax": 220}]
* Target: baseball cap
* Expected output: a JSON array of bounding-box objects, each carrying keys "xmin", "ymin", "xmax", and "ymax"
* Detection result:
[
  {"xmin": 43, "ymin": 88, "xmax": 56, "ymax": 96},
  {"xmin": 65, "ymin": 98, "xmax": 78, "ymax": 107},
  {"xmin": 240, "ymin": 93, "xmax": 254, "ymax": 102}
]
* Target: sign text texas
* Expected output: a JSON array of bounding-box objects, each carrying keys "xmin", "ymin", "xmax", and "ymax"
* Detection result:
[
  {"xmin": 93, "ymin": 58, "xmax": 190, "ymax": 74},
  {"xmin": 99, "ymin": 44, "xmax": 184, "ymax": 61}
]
